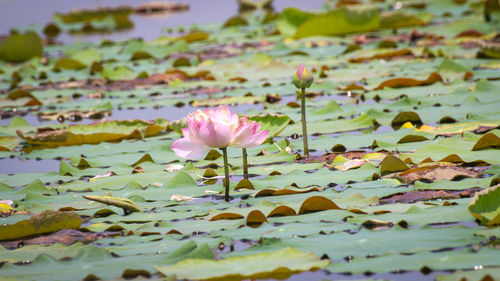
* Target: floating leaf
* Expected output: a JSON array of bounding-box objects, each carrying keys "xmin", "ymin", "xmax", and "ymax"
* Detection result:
[
  {"xmin": 223, "ymin": 16, "xmax": 248, "ymax": 27},
  {"xmin": 380, "ymin": 155, "xmax": 409, "ymax": 176},
  {"xmin": 0, "ymin": 136, "xmax": 20, "ymax": 151},
  {"xmin": 235, "ymin": 179, "xmax": 255, "ymax": 190},
  {"xmin": 53, "ymin": 58, "xmax": 87, "ymax": 71},
  {"xmin": 83, "ymin": 195, "xmax": 142, "ymax": 214},
  {"xmin": 374, "ymin": 72, "xmax": 443, "ymax": 90},
  {"xmin": 0, "ymin": 31, "xmax": 42, "ymax": 62},
  {"xmin": 155, "ymin": 247, "xmax": 329, "ymax": 281},
  {"xmin": 175, "ymin": 32, "xmax": 210, "ymax": 43},
  {"xmin": 0, "ymin": 210, "xmax": 82, "ymax": 241},
  {"xmin": 395, "ymin": 164, "xmax": 479, "ymax": 184},
  {"xmin": 391, "ymin": 112, "xmax": 423, "ymax": 130},
  {"xmin": 268, "ymin": 206, "xmax": 297, "ymax": 217},
  {"xmin": 276, "ymin": 7, "xmax": 315, "ymax": 37},
  {"xmin": 17, "ymin": 120, "xmax": 164, "ymax": 147},
  {"xmin": 471, "ymin": 132, "xmax": 500, "ymax": 151},
  {"xmin": 255, "ymin": 186, "xmax": 320, "ymax": 197},
  {"xmin": 247, "ymin": 113, "xmax": 292, "ymax": 139},
  {"xmin": 468, "ymin": 185, "xmax": 500, "ymax": 226},
  {"xmin": 246, "ymin": 210, "xmax": 267, "ymax": 228},
  {"xmin": 298, "ymin": 196, "xmax": 342, "ymax": 215},
  {"xmin": 349, "ymin": 48, "xmax": 414, "ymax": 63},
  {"xmin": 209, "ymin": 213, "xmax": 245, "ymax": 221},
  {"xmin": 294, "ymin": 8, "xmax": 380, "ymax": 39}
]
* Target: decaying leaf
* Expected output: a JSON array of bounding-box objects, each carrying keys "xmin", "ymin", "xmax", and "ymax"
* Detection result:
[
  {"xmin": 17, "ymin": 120, "xmax": 164, "ymax": 147},
  {"xmin": 394, "ymin": 164, "xmax": 479, "ymax": 183},
  {"xmin": 0, "ymin": 210, "xmax": 82, "ymax": 241},
  {"xmin": 374, "ymin": 72, "xmax": 443, "ymax": 90}
]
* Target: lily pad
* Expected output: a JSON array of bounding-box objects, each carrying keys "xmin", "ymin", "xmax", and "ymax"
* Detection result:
[
  {"xmin": 155, "ymin": 247, "xmax": 329, "ymax": 281},
  {"xmin": 468, "ymin": 184, "xmax": 500, "ymax": 226},
  {"xmin": 0, "ymin": 210, "xmax": 82, "ymax": 241},
  {"xmin": 17, "ymin": 120, "xmax": 165, "ymax": 147}
]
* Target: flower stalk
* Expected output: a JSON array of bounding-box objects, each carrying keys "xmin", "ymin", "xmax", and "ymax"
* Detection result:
[
  {"xmin": 300, "ymin": 88, "xmax": 309, "ymax": 157},
  {"xmin": 221, "ymin": 147, "xmax": 230, "ymax": 202},
  {"xmin": 292, "ymin": 63, "xmax": 313, "ymax": 158},
  {"xmin": 242, "ymin": 148, "xmax": 248, "ymax": 179}
]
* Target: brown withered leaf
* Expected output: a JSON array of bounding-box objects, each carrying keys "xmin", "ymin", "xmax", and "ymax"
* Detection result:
[
  {"xmin": 38, "ymin": 110, "xmax": 111, "ymax": 122},
  {"xmin": 298, "ymin": 196, "xmax": 342, "ymax": 215},
  {"xmin": 374, "ymin": 72, "xmax": 444, "ymax": 90},
  {"xmin": 0, "ymin": 229, "xmax": 120, "ymax": 249},
  {"xmin": 0, "ymin": 210, "xmax": 82, "ymax": 241},
  {"xmin": 380, "ymin": 188, "xmax": 481, "ymax": 204},
  {"xmin": 246, "ymin": 210, "xmax": 268, "ymax": 228},
  {"xmin": 254, "ymin": 187, "xmax": 321, "ymax": 197},
  {"xmin": 17, "ymin": 120, "xmax": 164, "ymax": 147},
  {"xmin": 349, "ymin": 48, "xmax": 415, "ymax": 63},
  {"xmin": 394, "ymin": 164, "xmax": 480, "ymax": 183},
  {"xmin": 134, "ymin": 2, "xmax": 189, "ymax": 15},
  {"xmin": 471, "ymin": 132, "xmax": 500, "ymax": 151}
]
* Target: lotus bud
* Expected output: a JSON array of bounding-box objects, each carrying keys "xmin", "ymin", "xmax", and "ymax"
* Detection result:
[{"xmin": 292, "ymin": 63, "xmax": 313, "ymax": 89}]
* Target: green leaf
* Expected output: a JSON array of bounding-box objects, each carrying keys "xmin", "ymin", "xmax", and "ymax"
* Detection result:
[
  {"xmin": 380, "ymin": 155, "xmax": 409, "ymax": 176},
  {"xmin": 17, "ymin": 120, "xmax": 165, "ymax": 147},
  {"xmin": 0, "ymin": 210, "xmax": 82, "ymax": 241},
  {"xmin": 53, "ymin": 58, "xmax": 87, "ymax": 70},
  {"xmin": 83, "ymin": 195, "xmax": 142, "ymax": 214},
  {"xmin": 247, "ymin": 113, "xmax": 292, "ymax": 138},
  {"xmin": 276, "ymin": 7, "xmax": 315, "ymax": 37},
  {"xmin": 0, "ymin": 31, "xmax": 42, "ymax": 62},
  {"xmin": 155, "ymin": 247, "xmax": 329, "ymax": 281},
  {"xmin": 468, "ymin": 184, "xmax": 500, "ymax": 226},
  {"xmin": 294, "ymin": 8, "xmax": 379, "ymax": 39},
  {"xmin": 0, "ymin": 136, "xmax": 19, "ymax": 151}
]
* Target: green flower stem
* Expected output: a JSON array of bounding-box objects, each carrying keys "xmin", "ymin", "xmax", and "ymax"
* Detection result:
[
  {"xmin": 300, "ymin": 87, "xmax": 309, "ymax": 157},
  {"xmin": 221, "ymin": 147, "xmax": 230, "ymax": 202},
  {"xmin": 242, "ymin": 148, "xmax": 248, "ymax": 180}
]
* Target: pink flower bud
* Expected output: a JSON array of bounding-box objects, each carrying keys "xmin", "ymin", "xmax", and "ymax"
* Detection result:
[{"xmin": 292, "ymin": 63, "xmax": 314, "ymax": 89}]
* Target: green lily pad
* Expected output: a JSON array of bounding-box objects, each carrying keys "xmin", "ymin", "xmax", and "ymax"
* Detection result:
[
  {"xmin": 0, "ymin": 31, "xmax": 42, "ymax": 62},
  {"xmin": 0, "ymin": 210, "xmax": 82, "ymax": 241},
  {"xmin": 468, "ymin": 185, "xmax": 500, "ymax": 226},
  {"xmin": 155, "ymin": 247, "xmax": 329, "ymax": 281}
]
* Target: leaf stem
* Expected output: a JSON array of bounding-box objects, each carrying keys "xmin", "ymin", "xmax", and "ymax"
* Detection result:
[
  {"xmin": 300, "ymin": 87, "xmax": 309, "ymax": 157},
  {"xmin": 242, "ymin": 148, "xmax": 248, "ymax": 180},
  {"xmin": 221, "ymin": 147, "xmax": 230, "ymax": 202}
]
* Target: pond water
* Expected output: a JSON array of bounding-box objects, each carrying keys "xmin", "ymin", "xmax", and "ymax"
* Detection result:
[{"xmin": 0, "ymin": 0, "xmax": 326, "ymax": 43}]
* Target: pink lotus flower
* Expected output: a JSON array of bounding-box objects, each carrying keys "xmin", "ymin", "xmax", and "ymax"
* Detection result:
[{"xmin": 171, "ymin": 105, "xmax": 268, "ymax": 159}]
